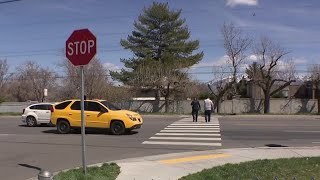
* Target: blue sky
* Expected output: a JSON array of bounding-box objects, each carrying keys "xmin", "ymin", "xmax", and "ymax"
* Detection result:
[{"xmin": 0, "ymin": 0, "xmax": 319, "ymax": 83}]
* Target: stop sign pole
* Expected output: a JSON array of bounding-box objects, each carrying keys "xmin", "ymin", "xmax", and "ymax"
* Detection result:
[
  {"xmin": 66, "ymin": 29, "xmax": 97, "ymax": 174},
  {"xmin": 80, "ymin": 65, "xmax": 86, "ymax": 174}
]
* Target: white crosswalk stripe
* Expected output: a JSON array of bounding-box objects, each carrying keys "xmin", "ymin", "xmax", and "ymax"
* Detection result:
[
  {"xmin": 168, "ymin": 125, "xmax": 220, "ymax": 127},
  {"xmin": 170, "ymin": 123, "xmax": 219, "ymax": 125},
  {"xmin": 142, "ymin": 117, "xmax": 222, "ymax": 147},
  {"xmin": 142, "ymin": 141, "xmax": 222, "ymax": 146},
  {"xmin": 149, "ymin": 137, "xmax": 221, "ymax": 141},
  {"xmin": 161, "ymin": 129, "xmax": 220, "ymax": 133},
  {"xmin": 164, "ymin": 127, "xmax": 220, "ymax": 130},
  {"xmin": 155, "ymin": 133, "xmax": 220, "ymax": 136}
]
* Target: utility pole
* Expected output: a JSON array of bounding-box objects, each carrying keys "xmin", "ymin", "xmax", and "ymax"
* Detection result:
[
  {"xmin": 253, "ymin": 62, "xmax": 257, "ymax": 99},
  {"xmin": 252, "ymin": 62, "xmax": 257, "ymax": 112},
  {"xmin": 43, "ymin": 89, "xmax": 48, "ymax": 102},
  {"xmin": 317, "ymin": 73, "xmax": 320, "ymax": 114}
]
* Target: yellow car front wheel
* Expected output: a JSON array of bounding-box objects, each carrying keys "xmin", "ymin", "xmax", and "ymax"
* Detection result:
[{"xmin": 110, "ymin": 121, "xmax": 125, "ymax": 135}]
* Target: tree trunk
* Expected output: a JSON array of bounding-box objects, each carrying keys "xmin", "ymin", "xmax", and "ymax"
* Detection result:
[
  {"xmin": 264, "ymin": 93, "xmax": 270, "ymax": 114},
  {"xmin": 165, "ymin": 97, "xmax": 169, "ymax": 113},
  {"xmin": 317, "ymin": 97, "xmax": 320, "ymax": 114},
  {"xmin": 215, "ymin": 99, "xmax": 221, "ymax": 113},
  {"xmin": 316, "ymin": 85, "xmax": 320, "ymax": 114},
  {"xmin": 153, "ymin": 88, "xmax": 161, "ymax": 113},
  {"xmin": 164, "ymin": 83, "xmax": 171, "ymax": 113}
]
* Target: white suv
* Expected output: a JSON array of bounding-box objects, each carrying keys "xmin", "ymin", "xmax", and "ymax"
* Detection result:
[{"xmin": 21, "ymin": 103, "xmax": 53, "ymax": 127}]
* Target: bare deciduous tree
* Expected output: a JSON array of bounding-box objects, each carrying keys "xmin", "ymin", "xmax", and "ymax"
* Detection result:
[
  {"xmin": 208, "ymin": 66, "xmax": 233, "ymax": 112},
  {"xmin": 9, "ymin": 61, "xmax": 56, "ymax": 102},
  {"xmin": 208, "ymin": 23, "xmax": 251, "ymax": 112},
  {"xmin": 0, "ymin": 59, "xmax": 9, "ymax": 101},
  {"xmin": 133, "ymin": 61, "xmax": 190, "ymax": 112},
  {"xmin": 247, "ymin": 37, "xmax": 295, "ymax": 113},
  {"xmin": 104, "ymin": 85, "xmax": 133, "ymax": 103},
  {"xmin": 222, "ymin": 22, "xmax": 251, "ymax": 93},
  {"xmin": 183, "ymin": 81, "xmax": 208, "ymax": 99},
  {"xmin": 58, "ymin": 58, "xmax": 111, "ymax": 99}
]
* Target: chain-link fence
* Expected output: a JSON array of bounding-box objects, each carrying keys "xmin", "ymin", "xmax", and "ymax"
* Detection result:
[{"xmin": 114, "ymin": 98, "xmax": 318, "ymax": 114}]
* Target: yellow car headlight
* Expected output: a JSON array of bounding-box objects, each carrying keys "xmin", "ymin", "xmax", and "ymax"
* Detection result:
[{"xmin": 126, "ymin": 114, "xmax": 137, "ymax": 121}]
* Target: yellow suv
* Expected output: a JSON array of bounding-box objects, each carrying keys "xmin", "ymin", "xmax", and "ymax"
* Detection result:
[{"xmin": 50, "ymin": 99, "xmax": 143, "ymax": 135}]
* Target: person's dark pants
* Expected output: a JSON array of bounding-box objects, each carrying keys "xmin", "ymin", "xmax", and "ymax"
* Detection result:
[
  {"xmin": 205, "ymin": 110, "xmax": 212, "ymax": 122},
  {"xmin": 192, "ymin": 110, "xmax": 199, "ymax": 122}
]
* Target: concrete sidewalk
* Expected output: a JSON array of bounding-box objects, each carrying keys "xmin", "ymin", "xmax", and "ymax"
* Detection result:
[{"xmin": 114, "ymin": 146, "xmax": 320, "ymax": 180}]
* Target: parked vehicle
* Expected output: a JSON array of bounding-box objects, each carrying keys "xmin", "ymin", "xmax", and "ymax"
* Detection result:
[
  {"xmin": 50, "ymin": 99, "xmax": 143, "ymax": 135},
  {"xmin": 21, "ymin": 103, "xmax": 53, "ymax": 127}
]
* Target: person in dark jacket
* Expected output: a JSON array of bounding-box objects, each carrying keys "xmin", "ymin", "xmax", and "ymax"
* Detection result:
[{"xmin": 191, "ymin": 98, "xmax": 201, "ymax": 122}]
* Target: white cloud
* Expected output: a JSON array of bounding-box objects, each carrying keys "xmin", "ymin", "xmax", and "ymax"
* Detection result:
[
  {"xmin": 248, "ymin": 54, "xmax": 258, "ymax": 61},
  {"xmin": 103, "ymin": 62, "xmax": 120, "ymax": 72},
  {"xmin": 226, "ymin": 0, "xmax": 258, "ymax": 7},
  {"xmin": 192, "ymin": 55, "xmax": 229, "ymax": 68},
  {"xmin": 292, "ymin": 57, "xmax": 307, "ymax": 65},
  {"xmin": 192, "ymin": 54, "xmax": 259, "ymax": 69}
]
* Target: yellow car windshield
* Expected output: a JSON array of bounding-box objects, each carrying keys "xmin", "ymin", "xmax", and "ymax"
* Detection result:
[{"xmin": 100, "ymin": 101, "xmax": 121, "ymax": 111}]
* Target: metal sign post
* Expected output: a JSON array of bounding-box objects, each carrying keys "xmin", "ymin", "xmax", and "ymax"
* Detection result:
[
  {"xmin": 66, "ymin": 28, "xmax": 96, "ymax": 175},
  {"xmin": 80, "ymin": 65, "xmax": 87, "ymax": 174}
]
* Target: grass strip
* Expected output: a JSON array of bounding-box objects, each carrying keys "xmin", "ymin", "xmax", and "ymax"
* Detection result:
[
  {"xmin": 0, "ymin": 112, "xmax": 21, "ymax": 116},
  {"xmin": 180, "ymin": 157, "xmax": 320, "ymax": 180},
  {"xmin": 54, "ymin": 163, "xmax": 120, "ymax": 180}
]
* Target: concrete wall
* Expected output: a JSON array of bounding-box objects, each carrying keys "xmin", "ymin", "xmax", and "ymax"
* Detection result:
[
  {"xmin": 269, "ymin": 98, "xmax": 317, "ymax": 114},
  {"xmin": 217, "ymin": 98, "xmax": 317, "ymax": 114},
  {"xmin": 117, "ymin": 98, "xmax": 318, "ymax": 114},
  {"xmin": 116, "ymin": 100, "xmax": 189, "ymax": 114},
  {"xmin": 0, "ymin": 99, "xmax": 318, "ymax": 114},
  {"xmin": 0, "ymin": 102, "xmax": 35, "ymax": 113}
]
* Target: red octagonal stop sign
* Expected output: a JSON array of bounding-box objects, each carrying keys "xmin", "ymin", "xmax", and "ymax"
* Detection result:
[{"xmin": 66, "ymin": 29, "xmax": 97, "ymax": 66}]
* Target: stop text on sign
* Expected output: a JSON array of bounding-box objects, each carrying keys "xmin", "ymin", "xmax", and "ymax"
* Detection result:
[
  {"xmin": 65, "ymin": 29, "xmax": 97, "ymax": 66},
  {"xmin": 67, "ymin": 40, "xmax": 95, "ymax": 56}
]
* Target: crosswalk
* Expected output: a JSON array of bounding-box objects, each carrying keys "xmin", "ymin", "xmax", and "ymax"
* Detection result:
[{"xmin": 142, "ymin": 117, "xmax": 222, "ymax": 147}]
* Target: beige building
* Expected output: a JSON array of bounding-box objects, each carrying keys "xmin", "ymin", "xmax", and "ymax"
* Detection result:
[{"xmin": 247, "ymin": 80, "xmax": 318, "ymax": 100}]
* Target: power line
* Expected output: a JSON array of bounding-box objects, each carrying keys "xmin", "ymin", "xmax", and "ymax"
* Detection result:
[
  {"xmin": 2, "ymin": 63, "xmax": 319, "ymax": 77},
  {"xmin": 0, "ymin": 8, "xmax": 213, "ymax": 27},
  {"xmin": 0, "ymin": 48, "xmax": 128, "ymax": 58},
  {"xmin": 0, "ymin": 0, "xmax": 23, "ymax": 4},
  {"xmin": 3, "ymin": 69, "xmax": 320, "ymax": 77},
  {"xmin": 2, "ymin": 39, "xmax": 320, "ymax": 58}
]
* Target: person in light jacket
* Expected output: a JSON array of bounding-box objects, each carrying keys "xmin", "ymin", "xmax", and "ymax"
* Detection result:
[{"xmin": 204, "ymin": 97, "xmax": 214, "ymax": 122}]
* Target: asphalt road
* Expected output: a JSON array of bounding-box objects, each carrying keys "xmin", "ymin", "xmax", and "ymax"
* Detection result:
[
  {"xmin": 220, "ymin": 115, "xmax": 320, "ymax": 148},
  {"xmin": 0, "ymin": 115, "xmax": 187, "ymax": 180},
  {"xmin": 0, "ymin": 115, "xmax": 319, "ymax": 180}
]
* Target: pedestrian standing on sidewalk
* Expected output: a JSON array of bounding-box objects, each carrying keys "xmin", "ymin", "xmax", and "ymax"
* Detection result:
[
  {"xmin": 191, "ymin": 97, "xmax": 200, "ymax": 122},
  {"xmin": 204, "ymin": 97, "xmax": 214, "ymax": 122}
]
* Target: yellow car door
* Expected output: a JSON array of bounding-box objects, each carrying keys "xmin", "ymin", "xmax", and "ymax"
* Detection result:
[
  {"xmin": 69, "ymin": 100, "xmax": 83, "ymax": 127},
  {"xmin": 85, "ymin": 101, "xmax": 110, "ymax": 128}
]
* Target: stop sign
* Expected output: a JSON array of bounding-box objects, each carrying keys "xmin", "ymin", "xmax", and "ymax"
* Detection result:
[{"xmin": 66, "ymin": 29, "xmax": 97, "ymax": 66}]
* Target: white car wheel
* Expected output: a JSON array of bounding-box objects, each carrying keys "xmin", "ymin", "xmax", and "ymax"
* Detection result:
[{"xmin": 26, "ymin": 116, "xmax": 37, "ymax": 127}]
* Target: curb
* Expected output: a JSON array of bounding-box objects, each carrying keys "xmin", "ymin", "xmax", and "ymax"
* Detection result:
[{"xmin": 25, "ymin": 146, "xmax": 320, "ymax": 180}]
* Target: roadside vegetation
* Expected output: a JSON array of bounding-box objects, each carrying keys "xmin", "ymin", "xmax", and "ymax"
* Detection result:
[
  {"xmin": 180, "ymin": 157, "xmax": 320, "ymax": 180},
  {"xmin": 0, "ymin": 112, "xmax": 21, "ymax": 116},
  {"xmin": 53, "ymin": 163, "xmax": 120, "ymax": 180}
]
